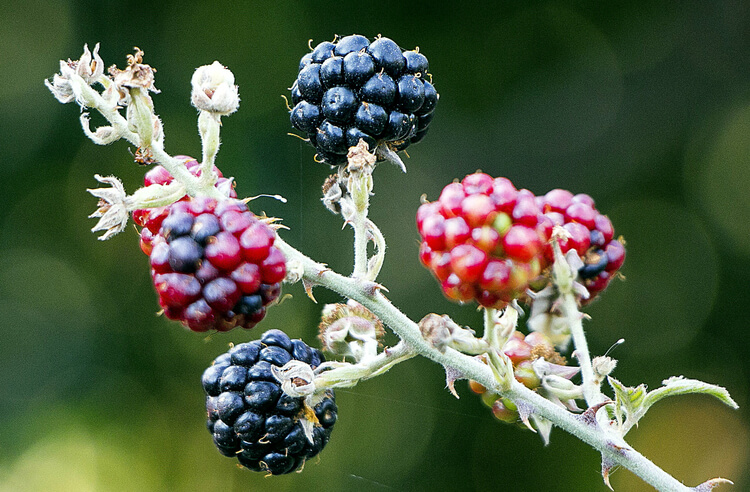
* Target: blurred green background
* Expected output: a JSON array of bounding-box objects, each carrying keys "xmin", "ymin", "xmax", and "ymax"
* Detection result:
[{"xmin": 1, "ymin": 0, "xmax": 749, "ymax": 490}]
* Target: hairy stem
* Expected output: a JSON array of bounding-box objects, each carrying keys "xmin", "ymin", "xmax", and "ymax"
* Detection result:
[
  {"xmin": 197, "ymin": 110, "xmax": 221, "ymax": 189},
  {"xmin": 350, "ymin": 175, "xmax": 370, "ymax": 279},
  {"xmin": 562, "ymin": 292, "xmax": 605, "ymax": 408},
  {"xmin": 275, "ymin": 236, "xmax": 691, "ymax": 492}
]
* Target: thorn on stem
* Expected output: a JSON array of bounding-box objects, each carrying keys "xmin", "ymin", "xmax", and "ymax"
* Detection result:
[
  {"xmin": 577, "ymin": 400, "xmax": 613, "ymax": 427},
  {"xmin": 691, "ymin": 478, "xmax": 734, "ymax": 492},
  {"xmin": 601, "ymin": 455, "xmax": 617, "ymax": 491}
]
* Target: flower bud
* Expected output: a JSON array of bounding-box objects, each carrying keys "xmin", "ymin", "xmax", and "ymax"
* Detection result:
[{"xmin": 191, "ymin": 61, "xmax": 240, "ymax": 115}]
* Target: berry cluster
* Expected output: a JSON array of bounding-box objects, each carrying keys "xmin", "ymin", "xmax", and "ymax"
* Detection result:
[
  {"xmin": 203, "ymin": 330, "xmax": 337, "ymax": 475},
  {"xmin": 289, "ymin": 34, "xmax": 438, "ymax": 165},
  {"xmin": 469, "ymin": 331, "xmax": 565, "ymax": 423},
  {"xmin": 536, "ymin": 190, "xmax": 625, "ymax": 303},
  {"xmin": 134, "ymin": 158, "xmax": 286, "ymax": 332},
  {"xmin": 417, "ymin": 173, "xmax": 625, "ymax": 307},
  {"xmin": 417, "ymin": 173, "xmax": 553, "ymax": 308}
]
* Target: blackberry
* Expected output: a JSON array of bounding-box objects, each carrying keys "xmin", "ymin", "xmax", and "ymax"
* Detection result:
[
  {"xmin": 417, "ymin": 173, "xmax": 552, "ymax": 308},
  {"xmin": 134, "ymin": 158, "xmax": 286, "ymax": 332},
  {"xmin": 202, "ymin": 330, "xmax": 337, "ymax": 474},
  {"xmin": 418, "ymin": 175, "xmax": 626, "ymax": 308},
  {"xmin": 290, "ymin": 35, "xmax": 438, "ymax": 165}
]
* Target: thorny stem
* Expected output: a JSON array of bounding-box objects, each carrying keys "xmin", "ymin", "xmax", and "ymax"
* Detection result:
[
  {"xmin": 57, "ymin": 60, "xmax": 704, "ymax": 492},
  {"xmin": 275, "ymin": 236, "xmax": 692, "ymax": 492}
]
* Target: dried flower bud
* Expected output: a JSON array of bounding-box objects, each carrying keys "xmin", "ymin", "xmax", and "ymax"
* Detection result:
[
  {"xmin": 593, "ymin": 355, "xmax": 617, "ymax": 381},
  {"xmin": 108, "ymin": 48, "xmax": 159, "ymax": 95},
  {"xmin": 191, "ymin": 61, "xmax": 240, "ymax": 115},
  {"xmin": 87, "ymin": 174, "xmax": 130, "ymax": 240},
  {"xmin": 45, "ymin": 43, "xmax": 104, "ymax": 104},
  {"xmin": 419, "ymin": 313, "xmax": 487, "ymax": 354}
]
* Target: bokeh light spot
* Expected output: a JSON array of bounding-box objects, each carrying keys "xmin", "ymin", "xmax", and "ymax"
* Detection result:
[
  {"xmin": 687, "ymin": 101, "xmax": 750, "ymax": 256},
  {"xmin": 586, "ymin": 199, "xmax": 719, "ymax": 357}
]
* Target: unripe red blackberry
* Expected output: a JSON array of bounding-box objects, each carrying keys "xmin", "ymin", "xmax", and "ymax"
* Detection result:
[
  {"xmin": 203, "ymin": 329, "xmax": 337, "ymax": 474},
  {"xmin": 417, "ymin": 173, "xmax": 551, "ymax": 308},
  {"xmin": 537, "ymin": 190, "xmax": 625, "ymax": 303},
  {"xmin": 132, "ymin": 156, "xmax": 284, "ymax": 332},
  {"xmin": 290, "ymin": 35, "xmax": 438, "ymax": 165},
  {"xmin": 144, "ymin": 198, "xmax": 285, "ymax": 332}
]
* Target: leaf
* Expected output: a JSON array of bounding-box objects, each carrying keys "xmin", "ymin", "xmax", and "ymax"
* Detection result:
[
  {"xmin": 608, "ymin": 376, "xmax": 647, "ymax": 431},
  {"xmin": 644, "ymin": 376, "xmax": 738, "ymax": 411},
  {"xmin": 608, "ymin": 376, "xmax": 738, "ymax": 436}
]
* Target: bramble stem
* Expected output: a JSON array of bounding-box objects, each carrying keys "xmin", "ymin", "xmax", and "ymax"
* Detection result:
[
  {"xmin": 54, "ymin": 60, "xmax": 700, "ymax": 492},
  {"xmin": 562, "ymin": 292, "xmax": 605, "ymax": 408},
  {"xmin": 275, "ymin": 236, "xmax": 692, "ymax": 491},
  {"xmin": 550, "ymin": 238, "xmax": 606, "ymax": 409},
  {"xmin": 350, "ymin": 173, "xmax": 370, "ymax": 279}
]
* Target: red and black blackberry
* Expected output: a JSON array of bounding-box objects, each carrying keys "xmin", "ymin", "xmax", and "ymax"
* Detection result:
[
  {"xmin": 290, "ymin": 35, "xmax": 438, "ymax": 165},
  {"xmin": 203, "ymin": 329, "xmax": 337, "ymax": 475},
  {"xmin": 536, "ymin": 189, "xmax": 625, "ymax": 303},
  {"xmin": 417, "ymin": 173, "xmax": 552, "ymax": 308},
  {"xmin": 133, "ymin": 157, "xmax": 285, "ymax": 332}
]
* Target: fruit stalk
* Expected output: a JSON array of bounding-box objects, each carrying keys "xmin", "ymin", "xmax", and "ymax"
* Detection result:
[
  {"xmin": 313, "ymin": 340, "xmax": 416, "ymax": 389},
  {"xmin": 351, "ymin": 173, "xmax": 370, "ymax": 279},
  {"xmin": 198, "ymin": 111, "xmax": 222, "ymax": 188},
  {"xmin": 550, "ymin": 238, "xmax": 607, "ymax": 409}
]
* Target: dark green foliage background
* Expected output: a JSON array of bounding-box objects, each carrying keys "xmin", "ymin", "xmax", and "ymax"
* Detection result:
[{"xmin": 1, "ymin": 1, "xmax": 748, "ymax": 490}]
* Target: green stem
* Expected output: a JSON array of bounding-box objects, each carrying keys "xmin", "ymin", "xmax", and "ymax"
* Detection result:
[
  {"xmin": 197, "ymin": 110, "xmax": 221, "ymax": 189},
  {"xmin": 562, "ymin": 291, "xmax": 605, "ymax": 408},
  {"xmin": 275, "ymin": 236, "xmax": 691, "ymax": 492},
  {"xmin": 350, "ymin": 175, "xmax": 370, "ymax": 279}
]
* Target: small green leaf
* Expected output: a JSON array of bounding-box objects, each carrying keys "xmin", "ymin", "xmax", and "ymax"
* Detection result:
[
  {"xmin": 608, "ymin": 375, "xmax": 738, "ymax": 436},
  {"xmin": 643, "ymin": 376, "xmax": 738, "ymax": 411},
  {"xmin": 607, "ymin": 376, "xmax": 647, "ymax": 431}
]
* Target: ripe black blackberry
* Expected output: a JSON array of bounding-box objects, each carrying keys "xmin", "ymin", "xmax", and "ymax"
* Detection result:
[
  {"xmin": 203, "ymin": 329, "xmax": 337, "ymax": 475},
  {"xmin": 289, "ymin": 34, "xmax": 438, "ymax": 165}
]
